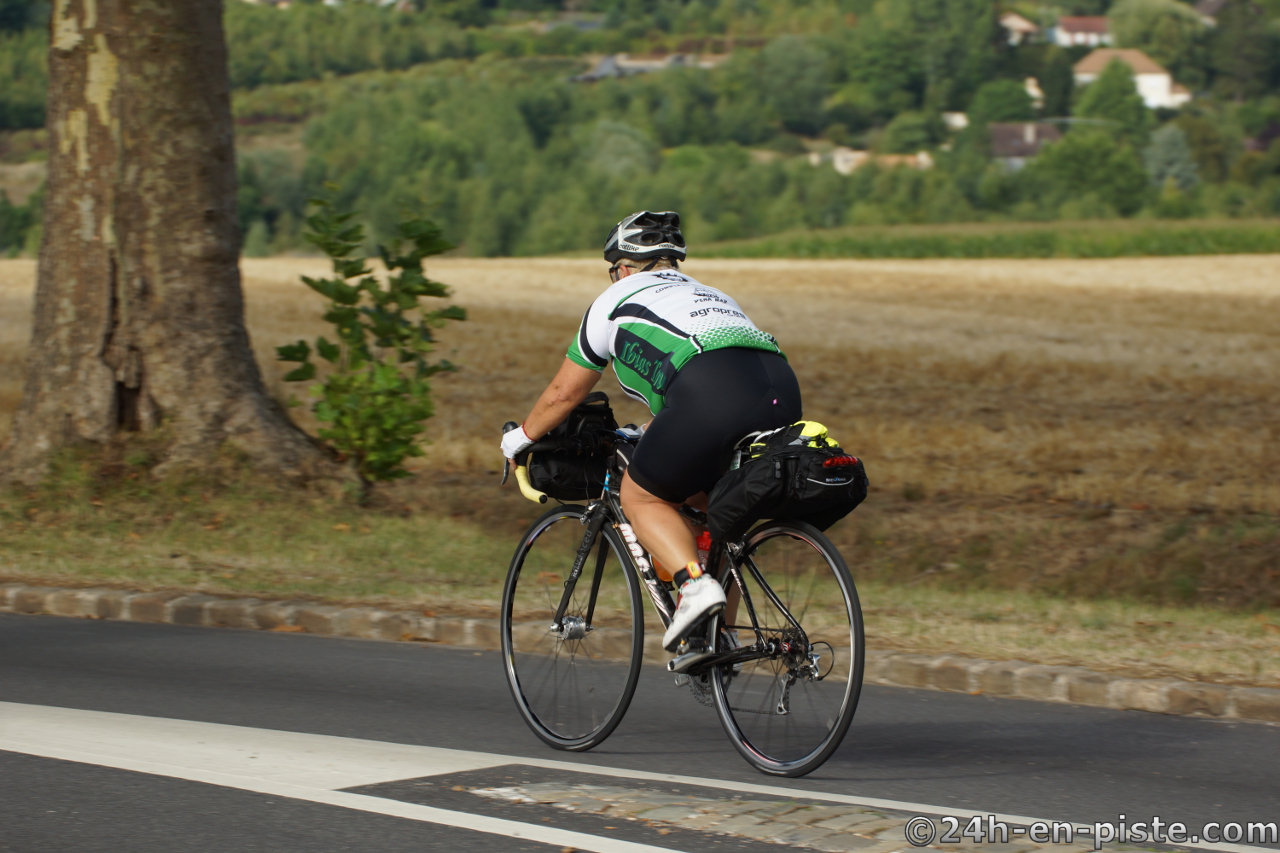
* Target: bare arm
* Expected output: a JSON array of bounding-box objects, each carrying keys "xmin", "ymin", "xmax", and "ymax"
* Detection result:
[{"xmin": 522, "ymin": 358, "xmax": 603, "ymax": 441}]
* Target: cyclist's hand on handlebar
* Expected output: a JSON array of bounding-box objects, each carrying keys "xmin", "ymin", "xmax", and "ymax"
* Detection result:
[{"xmin": 501, "ymin": 421, "xmax": 535, "ymax": 460}]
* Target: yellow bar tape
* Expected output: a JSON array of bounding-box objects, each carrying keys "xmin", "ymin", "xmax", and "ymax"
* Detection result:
[{"xmin": 513, "ymin": 465, "xmax": 548, "ymax": 504}]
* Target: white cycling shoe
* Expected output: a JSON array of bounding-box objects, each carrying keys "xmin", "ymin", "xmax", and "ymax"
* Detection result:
[{"xmin": 662, "ymin": 575, "xmax": 726, "ymax": 652}]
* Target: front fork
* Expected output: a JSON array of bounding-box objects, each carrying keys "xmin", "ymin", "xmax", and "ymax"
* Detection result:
[
  {"xmin": 550, "ymin": 507, "xmax": 609, "ymax": 637},
  {"xmin": 549, "ymin": 498, "xmax": 680, "ymax": 639}
]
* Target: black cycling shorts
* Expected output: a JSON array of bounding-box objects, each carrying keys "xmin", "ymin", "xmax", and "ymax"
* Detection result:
[{"xmin": 627, "ymin": 347, "xmax": 803, "ymax": 504}]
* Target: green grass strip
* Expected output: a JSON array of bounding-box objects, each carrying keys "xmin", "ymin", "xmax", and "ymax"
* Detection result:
[{"xmin": 701, "ymin": 219, "xmax": 1280, "ymax": 260}]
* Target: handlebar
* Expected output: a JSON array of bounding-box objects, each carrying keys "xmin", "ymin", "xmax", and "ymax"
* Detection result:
[
  {"xmin": 513, "ymin": 464, "xmax": 548, "ymax": 504},
  {"xmin": 502, "ymin": 420, "xmax": 548, "ymax": 504}
]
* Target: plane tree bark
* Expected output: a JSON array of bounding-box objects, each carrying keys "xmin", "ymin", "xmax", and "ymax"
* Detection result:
[{"xmin": 0, "ymin": 0, "xmax": 347, "ymax": 486}]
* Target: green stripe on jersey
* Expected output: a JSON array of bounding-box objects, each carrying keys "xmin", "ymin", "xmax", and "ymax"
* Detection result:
[{"xmin": 611, "ymin": 321, "xmax": 782, "ymax": 413}]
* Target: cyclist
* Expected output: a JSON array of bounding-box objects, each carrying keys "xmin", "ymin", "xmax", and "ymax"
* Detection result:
[{"xmin": 501, "ymin": 211, "xmax": 802, "ymax": 651}]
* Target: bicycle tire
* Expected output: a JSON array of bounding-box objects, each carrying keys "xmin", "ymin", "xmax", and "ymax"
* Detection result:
[
  {"xmin": 710, "ymin": 520, "xmax": 864, "ymax": 777},
  {"xmin": 500, "ymin": 505, "xmax": 645, "ymax": 751}
]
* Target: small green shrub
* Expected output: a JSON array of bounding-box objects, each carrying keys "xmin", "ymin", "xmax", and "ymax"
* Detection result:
[{"xmin": 277, "ymin": 198, "xmax": 465, "ymax": 484}]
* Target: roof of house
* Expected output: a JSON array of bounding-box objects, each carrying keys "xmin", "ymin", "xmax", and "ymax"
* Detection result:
[
  {"xmin": 989, "ymin": 123, "xmax": 1062, "ymax": 159},
  {"xmin": 1074, "ymin": 48, "xmax": 1170, "ymax": 76},
  {"xmin": 1057, "ymin": 15, "xmax": 1109, "ymax": 33},
  {"xmin": 1000, "ymin": 11, "xmax": 1039, "ymax": 32}
]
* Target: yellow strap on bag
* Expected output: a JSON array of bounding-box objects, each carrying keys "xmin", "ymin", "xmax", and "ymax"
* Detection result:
[
  {"xmin": 747, "ymin": 420, "xmax": 840, "ymax": 458},
  {"xmin": 796, "ymin": 421, "xmax": 835, "ymax": 447}
]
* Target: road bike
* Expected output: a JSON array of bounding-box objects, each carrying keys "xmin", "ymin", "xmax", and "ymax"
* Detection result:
[{"xmin": 498, "ymin": 429, "xmax": 864, "ymax": 778}]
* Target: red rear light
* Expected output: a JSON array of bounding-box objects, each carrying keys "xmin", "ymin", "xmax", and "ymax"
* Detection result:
[{"xmin": 823, "ymin": 455, "xmax": 859, "ymax": 467}]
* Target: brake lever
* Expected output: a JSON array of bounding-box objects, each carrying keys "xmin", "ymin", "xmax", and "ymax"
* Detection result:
[{"xmin": 501, "ymin": 421, "xmax": 518, "ymax": 485}]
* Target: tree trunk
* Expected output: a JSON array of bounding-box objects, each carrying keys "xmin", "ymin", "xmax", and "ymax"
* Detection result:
[{"xmin": 0, "ymin": 0, "xmax": 347, "ymax": 486}]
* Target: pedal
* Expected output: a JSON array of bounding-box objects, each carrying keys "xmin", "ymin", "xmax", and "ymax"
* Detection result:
[{"xmin": 667, "ymin": 636, "xmax": 713, "ymax": 674}]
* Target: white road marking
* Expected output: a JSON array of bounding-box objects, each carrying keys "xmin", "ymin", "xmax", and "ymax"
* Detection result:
[
  {"xmin": 0, "ymin": 702, "xmax": 1269, "ymax": 853},
  {"xmin": 0, "ymin": 702, "xmax": 678, "ymax": 853}
]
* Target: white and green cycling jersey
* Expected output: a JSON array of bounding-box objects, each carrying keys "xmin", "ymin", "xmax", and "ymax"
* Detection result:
[{"xmin": 566, "ymin": 269, "xmax": 783, "ymax": 414}]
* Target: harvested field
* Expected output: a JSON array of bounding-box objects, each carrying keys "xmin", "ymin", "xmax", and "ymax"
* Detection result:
[
  {"xmin": 5, "ymin": 253, "xmax": 1280, "ymax": 510},
  {"xmin": 2, "ymin": 256, "xmax": 1279, "ymax": 683},
  {"xmin": 238, "ymin": 255, "xmax": 1280, "ymax": 513}
]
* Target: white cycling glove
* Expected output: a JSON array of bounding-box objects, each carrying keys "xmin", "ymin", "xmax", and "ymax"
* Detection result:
[{"xmin": 501, "ymin": 424, "xmax": 535, "ymax": 460}]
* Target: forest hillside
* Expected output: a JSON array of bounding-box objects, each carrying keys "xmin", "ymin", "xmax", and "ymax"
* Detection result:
[{"xmin": 1, "ymin": 0, "xmax": 1279, "ymax": 255}]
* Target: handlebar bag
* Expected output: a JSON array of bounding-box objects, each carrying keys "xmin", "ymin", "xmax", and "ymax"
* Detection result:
[
  {"xmin": 706, "ymin": 421, "xmax": 868, "ymax": 541},
  {"xmin": 521, "ymin": 391, "xmax": 619, "ymax": 501}
]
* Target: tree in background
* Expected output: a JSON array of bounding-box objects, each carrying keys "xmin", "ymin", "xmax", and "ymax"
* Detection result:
[
  {"xmin": 0, "ymin": 0, "xmax": 43, "ymax": 132},
  {"xmin": 1144, "ymin": 124, "xmax": 1199, "ymax": 190},
  {"xmin": 1040, "ymin": 48, "xmax": 1076, "ymax": 118},
  {"xmin": 1108, "ymin": 0, "xmax": 1207, "ymax": 86},
  {"xmin": 0, "ymin": 187, "xmax": 36, "ymax": 253},
  {"xmin": 1209, "ymin": 0, "xmax": 1278, "ymax": 101},
  {"xmin": 0, "ymin": 0, "xmax": 36, "ymax": 32},
  {"xmin": 1032, "ymin": 130, "xmax": 1149, "ymax": 215},
  {"xmin": 1075, "ymin": 58, "xmax": 1151, "ymax": 144},
  {"xmin": 967, "ymin": 78, "xmax": 1035, "ymax": 126},
  {"xmin": 1173, "ymin": 113, "xmax": 1229, "ymax": 182},
  {"xmin": 758, "ymin": 35, "xmax": 829, "ymax": 136},
  {"xmin": 1, "ymin": 0, "xmax": 347, "ymax": 486},
  {"xmin": 878, "ymin": 110, "xmax": 947, "ymax": 152},
  {"xmin": 839, "ymin": 20, "xmax": 924, "ymax": 122}
]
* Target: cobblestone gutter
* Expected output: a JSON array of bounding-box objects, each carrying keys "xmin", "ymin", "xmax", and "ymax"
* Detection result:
[
  {"xmin": 474, "ymin": 781, "xmax": 913, "ymax": 853},
  {"xmin": 3, "ymin": 582, "xmax": 1278, "ymax": 725},
  {"xmin": 466, "ymin": 781, "xmax": 1105, "ymax": 853}
]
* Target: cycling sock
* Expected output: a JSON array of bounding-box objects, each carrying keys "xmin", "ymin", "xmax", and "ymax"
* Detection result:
[{"xmin": 673, "ymin": 562, "xmax": 703, "ymax": 588}]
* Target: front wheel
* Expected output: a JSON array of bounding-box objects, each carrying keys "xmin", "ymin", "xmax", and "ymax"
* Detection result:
[
  {"xmin": 711, "ymin": 520, "xmax": 864, "ymax": 777},
  {"xmin": 500, "ymin": 505, "xmax": 644, "ymax": 751}
]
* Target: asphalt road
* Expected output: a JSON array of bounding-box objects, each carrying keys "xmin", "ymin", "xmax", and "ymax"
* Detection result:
[{"xmin": 2, "ymin": 612, "xmax": 1277, "ymax": 852}]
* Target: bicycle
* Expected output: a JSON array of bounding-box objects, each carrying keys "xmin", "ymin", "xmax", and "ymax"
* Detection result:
[{"xmin": 498, "ymin": 424, "xmax": 865, "ymax": 777}]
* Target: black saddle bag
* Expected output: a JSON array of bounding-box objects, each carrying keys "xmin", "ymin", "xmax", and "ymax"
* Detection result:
[
  {"xmin": 521, "ymin": 392, "xmax": 619, "ymax": 502},
  {"xmin": 706, "ymin": 422, "xmax": 868, "ymax": 542}
]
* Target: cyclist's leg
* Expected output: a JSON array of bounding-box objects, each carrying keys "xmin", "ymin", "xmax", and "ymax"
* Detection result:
[
  {"xmin": 625, "ymin": 349, "xmax": 801, "ymax": 646},
  {"xmin": 619, "ymin": 471, "xmax": 699, "ymax": 579},
  {"xmin": 648, "ymin": 487, "xmax": 742, "ymax": 628}
]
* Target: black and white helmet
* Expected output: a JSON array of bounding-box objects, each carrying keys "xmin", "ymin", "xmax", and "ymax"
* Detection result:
[{"xmin": 603, "ymin": 210, "xmax": 686, "ymax": 264}]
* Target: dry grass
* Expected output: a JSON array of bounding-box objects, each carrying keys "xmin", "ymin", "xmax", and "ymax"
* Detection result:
[
  {"xmin": 0, "ymin": 456, "xmax": 1275, "ymax": 687},
  {"xmin": 225, "ymin": 256, "xmax": 1280, "ymax": 515},
  {"xmin": 2, "ymin": 255, "xmax": 1279, "ymax": 683},
  {"xmin": 6, "ymin": 253, "xmax": 1280, "ymax": 516}
]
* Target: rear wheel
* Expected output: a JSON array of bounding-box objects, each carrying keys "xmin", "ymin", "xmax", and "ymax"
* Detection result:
[
  {"xmin": 711, "ymin": 521, "xmax": 864, "ymax": 777},
  {"xmin": 500, "ymin": 506, "xmax": 644, "ymax": 751}
]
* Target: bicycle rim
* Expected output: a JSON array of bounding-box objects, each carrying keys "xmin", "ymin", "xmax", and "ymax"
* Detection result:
[
  {"xmin": 501, "ymin": 506, "xmax": 644, "ymax": 751},
  {"xmin": 711, "ymin": 521, "xmax": 864, "ymax": 776}
]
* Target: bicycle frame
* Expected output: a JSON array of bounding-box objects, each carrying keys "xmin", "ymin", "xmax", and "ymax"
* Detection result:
[{"xmin": 538, "ymin": 455, "xmax": 814, "ymax": 679}]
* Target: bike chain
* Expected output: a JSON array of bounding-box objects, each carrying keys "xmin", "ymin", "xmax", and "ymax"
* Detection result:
[{"xmin": 686, "ymin": 672, "xmax": 715, "ymax": 707}]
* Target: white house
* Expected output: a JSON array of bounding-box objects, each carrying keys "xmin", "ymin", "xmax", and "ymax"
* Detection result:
[
  {"xmin": 1073, "ymin": 48, "xmax": 1191, "ymax": 110},
  {"xmin": 1053, "ymin": 16, "xmax": 1112, "ymax": 46},
  {"xmin": 999, "ymin": 11, "xmax": 1039, "ymax": 45},
  {"xmin": 1024, "ymin": 77, "xmax": 1045, "ymax": 110},
  {"xmin": 807, "ymin": 148, "xmax": 933, "ymax": 175}
]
